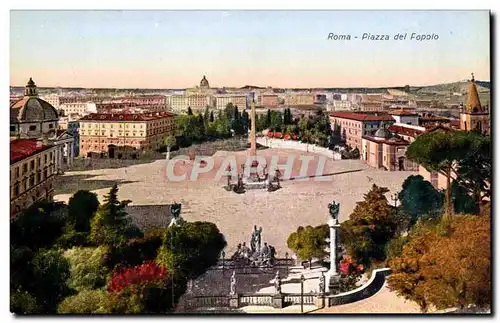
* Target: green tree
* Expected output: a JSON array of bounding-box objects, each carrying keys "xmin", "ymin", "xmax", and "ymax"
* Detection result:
[
  {"xmin": 341, "ymin": 184, "xmax": 398, "ymax": 266},
  {"xmin": 57, "ymin": 289, "xmax": 110, "ymax": 314},
  {"xmin": 398, "ymin": 175, "xmax": 443, "ymax": 223},
  {"xmin": 287, "ymin": 225, "xmax": 329, "ymax": 268},
  {"xmin": 64, "ymin": 246, "xmax": 110, "ymax": 292},
  {"xmin": 89, "ymin": 185, "xmax": 142, "ymax": 246},
  {"xmin": 31, "ymin": 249, "xmax": 73, "ymax": 313},
  {"xmin": 67, "ymin": 190, "xmax": 100, "ymax": 233},
  {"xmin": 209, "ymin": 110, "xmax": 215, "ymax": 123},
  {"xmin": 406, "ymin": 130, "xmax": 472, "ymax": 221},
  {"xmin": 241, "ymin": 109, "xmax": 249, "ymax": 133},
  {"xmin": 265, "ymin": 109, "xmax": 271, "ymax": 129},
  {"xmin": 156, "ymin": 221, "xmax": 226, "ymax": 280},
  {"xmin": 10, "ymin": 289, "xmax": 40, "ymax": 314},
  {"xmin": 187, "ymin": 107, "xmax": 193, "ymax": 115},
  {"xmin": 203, "ymin": 107, "xmax": 210, "ymax": 126},
  {"xmin": 163, "ymin": 135, "xmax": 177, "ymax": 160}
]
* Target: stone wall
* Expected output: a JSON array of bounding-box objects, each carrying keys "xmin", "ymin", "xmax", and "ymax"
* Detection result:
[
  {"xmin": 327, "ymin": 268, "xmax": 392, "ymax": 307},
  {"xmin": 257, "ymin": 138, "xmax": 334, "ymax": 159}
]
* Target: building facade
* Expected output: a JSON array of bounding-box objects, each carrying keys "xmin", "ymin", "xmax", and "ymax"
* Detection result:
[
  {"xmin": 259, "ymin": 94, "xmax": 279, "ymax": 108},
  {"xmin": 59, "ymin": 102, "xmax": 97, "ymax": 116},
  {"xmin": 10, "ymin": 139, "xmax": 57, "ymax": 218},
  {"xmin": 214, "ymin": 94, "xmax": 248, "ymax": 110},
  {"xmin": 284, "ymin": 93, "xmax": 315, "ymax": 106},
  {"xmin": 389, "ymin": 108, "xmax": 419, "ymax": 125},
  {"xmin": 78, "ymin": 112, "xmax": 175, "ymax": 158},
  {"xmin": 330, "ymin": 111, "xmax": 395, "ymax": 150}
]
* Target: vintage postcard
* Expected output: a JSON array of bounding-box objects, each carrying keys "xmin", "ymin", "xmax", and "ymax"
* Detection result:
[{"xmin": 9, "ymin": 10, "xmax": 491, "ymax": 315}]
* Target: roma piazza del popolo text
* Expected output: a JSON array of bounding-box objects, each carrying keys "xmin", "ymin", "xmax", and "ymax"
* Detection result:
[{"xmin": 327, "ymin": 32, "xmax": 440, "ymax": 41}]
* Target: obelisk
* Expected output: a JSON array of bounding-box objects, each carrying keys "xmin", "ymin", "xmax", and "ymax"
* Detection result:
[{"xmin": 249, "ymin": 100, "xmax": 257, "ymax": 156}]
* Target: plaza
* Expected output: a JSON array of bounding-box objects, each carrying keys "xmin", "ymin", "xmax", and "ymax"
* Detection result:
[{"xmin": 54, "ymin": 147, "xmax": 415, "ymax": 257}]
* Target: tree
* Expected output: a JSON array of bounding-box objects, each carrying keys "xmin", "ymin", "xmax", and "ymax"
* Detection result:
[
  {"xmin": 156, "ymin": 221, "xmax": 226, "ymax": 281},
  {"xmin": 203, "ymin": 107, "xmax": 210, "ymax": 127},
  {"xmin": 31, "ymin": 249, "xmax": 73, "ymax": 313},
  {"xmin": 241, "ymin": 109, "xmax": 249, "ymax": 133},
  {"xmin": 64, "ymin": 246, "xmax": 110, "ymax": 292},
  {"xmin": 287, "ymin": 224, "xmax": 329, "ymax": 268},
  {"xmin": 57, "ymin": 289, "xmax": 110, "ymax": 314},
  {"xmin": 10, "ymin": 289, "xmax": 40, "ymax": 314},
  {"xmin": 163, "ymin": 135, "xmax": 177, "ymax": 161},
  {"xmin": 11, "ymin": 201, "xmax": 67, "ymax": 250},
  {"xmin": 265, "ymin": 109, "xmax": 271, "ymax": 129},
  {"xmin": 387, "ymin": 215, "xmax": 491, "ymax": 312},
  {"xmin": 340, "ymin": 184, "xmax": 398, "ymax": 266},
  {"xmin": 89, "ymin": 185, "xmax": 142, "ymax": 246},
  {"xmin": 187, "ymin": 107, "xmax": 193, "ymax": 115},
  {"xmin": 398, "ymin": 175, "xmax": 443, "ymax": 224},
  {"xmin": 406, "ymin": 130, "xmax": 473, "ymax": 221},
  {"xmin": 67, "ymin": 190, "xmax": 100, "ymax": 233},
  {"xmin": 209, "ymin": 110, "xmax": 215, "ymax": 123}
]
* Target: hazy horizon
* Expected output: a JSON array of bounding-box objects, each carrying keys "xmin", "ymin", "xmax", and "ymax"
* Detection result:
[{"xmin": 10, "ymin": 10, "xmax": 490, "ymax": 89}]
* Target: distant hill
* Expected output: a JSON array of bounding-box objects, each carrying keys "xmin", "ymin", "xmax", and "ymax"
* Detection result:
[{"xmin": 411, "ymin": 80, "xmax": 490, "ymax": 94}]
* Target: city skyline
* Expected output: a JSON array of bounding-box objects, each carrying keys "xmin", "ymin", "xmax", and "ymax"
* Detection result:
[{"xmin": 11, "ymin": 10, "xmax": 490, "ymax": 89}]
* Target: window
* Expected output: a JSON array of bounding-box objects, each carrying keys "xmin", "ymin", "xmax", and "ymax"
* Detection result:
[
  {"xmin": 22, "ymin": 179, "xmax": 27, "ymax": 191},
  {"xmin": 30, "ymin": 160, "xmax": 35, "ymax": 170},
  {"xmin": 22, "ymin": 163, "xmax": 27, "ymax": 174},
  {"xmin": 49, "ymin": 123, "xmax": 54, "ymax": 129},
  {"xmin": 10, "ymin": 125, "xmax": 15, "ymax": 132},
  {"xmin": 15, "ymin": 167, "xmax": 19, "ymax": 179},
  {"xmin": 44, "ymin": 155, "xmax": 47, "ymax": 164},
  {"xmin": 29, "ymin": 125, "xmax": 37, "ymax": 131},
  {"xmin": 37, "ymin": 158, "xmax": 41, "ymax": 167},
  {"xmin": 14, "ymin": 183, "xmax": 19, "ymax": 197},
  {"xmin": 29, "ymin": 175, "xmax": 35, "ymax": 187},
  {"xmin": 36, "ymin": 171, "xmax": 41, "ymax": 183}
]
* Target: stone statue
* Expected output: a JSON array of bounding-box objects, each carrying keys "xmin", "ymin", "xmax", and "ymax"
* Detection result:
[
  {"xmin": 328, "ymin": 201, "xmax": 340, "ymax": 224},
  {"xmin": 241, "ymin": 242, "xmax": 250, "ymax": 259},
  {"xmin": 168, "ymin": 202, "xmax": 184, "ymax": 227},
  {"xmin": 261, "ymin": 242, "xmax": 270, "ymax": 258},
  {"xmin": 230, "ymin": 271, "xmax": 236, "ymax": 296},
  {"xmin": 170, "ymin": 202, "xmax": 182, "ymax": 219},
  {"xmin": 319, "ymin": 272, "xmax": 325, "ymax": 295},
  {"xmin": 251, "ymin": 225, "xmax": 263, "ymax": 252},
  {"xmin": 274, "ymin": 271, "xmax": 281, "ymax": 294}
]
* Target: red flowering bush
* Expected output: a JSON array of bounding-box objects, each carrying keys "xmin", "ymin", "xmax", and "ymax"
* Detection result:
[
  {"xmin": 339, "ymin": 256, "xmax": 364, "ymax": 275},
  {"xmin": 108, "ymin": 262, "xmax": 168, "ymax": 294},
  {"xmin": 283, "ymin": 134, "xmax": 291, "ymax": 140},
  {"xmin": 274, "ymin": 132, "xmax": 283, "ymax": 139},
  {"xmin": 292, "ymin": 135, "xmax": 298, "ymax": 140},
  {"xmin": 267, "ymin": 132, "xmax": 274, "ymax": 138}
]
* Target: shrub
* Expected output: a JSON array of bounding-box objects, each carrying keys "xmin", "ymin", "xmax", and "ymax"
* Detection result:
[
  {"xmin": 385, "ymin": 235, "xmax": 409, "ymax": 261},
  {"xmin": 104, "ymin": 230, "xmax": 164, "ymax": 270},
  {"xmin": 64, "ymin": 246, "xmax": 110, "ymax": 292},
  {"xmin": 57, "ymin": 289, "xmax": 110, "ymax": 314},
  {"xmin": 10, "ymin": 202, "xmax": 67, "ymax": 250},
  {"xmin": 56, "ymin": 225, "xmax": 89, "ymax": 249},
  {"xmin": 287, "ymin": 225, "xmax": 329, "ymax": 268},
  {"xmin": 31, "ymin": 248, "xmax": 73, "ymax": 313},
  {"xmin": 10, "ymin": 289, "xmax": 39, "ymax": 314},
  {"xmin": 337, "ymin": 256, "xmax": 364, "ymax": 292},
  {"xmin": 156, "ymin": 221, "xmax": 226, "ymax": 280},
  {"xmin": 108, "ymin": 262, "xmax": 168, "ymax": 294},
  {"xmin": 10, "ymin": 246, "xmax": 35, "ymax": 291}
]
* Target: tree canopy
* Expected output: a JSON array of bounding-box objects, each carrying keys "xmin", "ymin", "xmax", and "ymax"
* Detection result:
[
  {"xmin": 287, "ymin": 224, "xmax": 329, "ymax": 267},
  {"xmin": 387, "ymin": 215, "xmax": 491, "ymax": 312},
  {"xmin": 341, "ymin": 184, "xmax": 398, "ymax": 266}
]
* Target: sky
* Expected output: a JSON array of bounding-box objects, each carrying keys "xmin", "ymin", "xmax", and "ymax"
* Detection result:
[{"xmin": 10, "ymin": 10, "xmax": 490, "ymax": 89}]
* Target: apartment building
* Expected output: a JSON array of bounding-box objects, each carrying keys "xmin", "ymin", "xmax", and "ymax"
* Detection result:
[
  {"xmin": 78, "ymin": 112, "xmax": 175, "ymax": 158},
  {"xmin": 10, "ymin": 139, "xmax": 58, "ymax": 218}
]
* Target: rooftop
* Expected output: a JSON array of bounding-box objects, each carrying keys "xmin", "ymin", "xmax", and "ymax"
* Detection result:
[
  {"xmin": 79, "ymin": 112, "xmax": 175, "ymax": 122},
  {"xmin": 330, "ymin": 111, "xmax": 395, "ymax": 122},
  {"xmin": 387, "ymin": 124, "xmax": 425, "ymax": 138},
  {"xmin": 362, "ymin": 135, "xmax": 410, "ymax": 146},
  {"xmin": 11, "ymin": 139, "xmax": 53, "ymax": 164},
  {"xmin": 390, "ymin": 108, "xmax": 418, "ymax": 116}
]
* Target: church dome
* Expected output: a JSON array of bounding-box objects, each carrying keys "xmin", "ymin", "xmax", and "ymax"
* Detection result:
[
  {"xmin": 10, "ymin": 78, "xmax": 59, "ymax": 123},
  {"xmin": 200, "ymin": 75, "xmax": 209, "ymax": 88},
  {"xmin": 466, "ymin": 73, "xmax": 482, "ymax": 113}
]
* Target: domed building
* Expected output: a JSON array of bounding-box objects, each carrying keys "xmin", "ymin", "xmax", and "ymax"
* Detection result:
[
  {"xmin": 459, "ymin": 73, "xmax": 490, "ymax": 135},
  {"xmin": 10, "ymin": 78, "xmax": 59, "ymax": 139},
  {"xmin": 10, "ymin": 78, "xmax": 75, "ymax": 174},
  {"xmin": 200, "ymin": 75, "xmax": 210, "ymax": 89}
]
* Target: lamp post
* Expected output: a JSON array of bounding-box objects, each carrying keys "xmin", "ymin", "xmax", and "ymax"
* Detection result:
[
  {"xmin": 221, "ymin": 251, "xmax": 226, "ymax": 273},
  {"xmin": 300, "ymin": 274, "xmax": 305, "ymax": 314},
  {"xmin": 285, "ymin": 252, "xmax": 289, "ymax": 276}
]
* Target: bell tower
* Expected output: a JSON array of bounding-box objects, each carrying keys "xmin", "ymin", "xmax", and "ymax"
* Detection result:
[{"xmin": 459, "ymin": 73, "xmax": 489, "ymax": 135}]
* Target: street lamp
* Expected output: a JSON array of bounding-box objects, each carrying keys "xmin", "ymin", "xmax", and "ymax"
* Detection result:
[
  {"xmin": 285, "ymin": 252, "xmax": 289, "ymax": 276},
  {"xmin": 221, "ymin": 251, "xmax": 226, "ymax": 272},
  {"xmin": 300, "ymin": 274, "xmax": 305, "ymax": 314}
]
